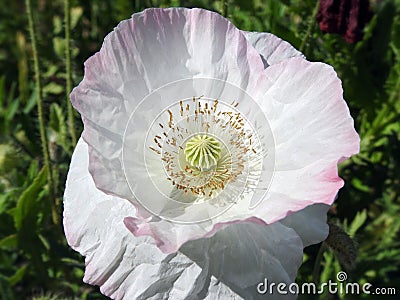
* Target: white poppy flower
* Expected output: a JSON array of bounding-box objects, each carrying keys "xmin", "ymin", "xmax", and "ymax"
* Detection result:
[{"xmin": 64, "ymin": 7, "xmax": 359, "ymax": 299}]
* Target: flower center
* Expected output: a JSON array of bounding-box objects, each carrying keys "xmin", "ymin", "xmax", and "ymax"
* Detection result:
[
  {"xmin": 184, "ymin": 134, "xmax": 221, "ymax": 171},
  {"xmin": 147, "ymin": 96, "xmax": 263, "ymax": 204}
]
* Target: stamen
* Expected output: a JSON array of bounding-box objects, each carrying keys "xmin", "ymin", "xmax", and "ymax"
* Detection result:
[{"xmin": 149, "ymin": 97, "xmax": 262, "ymax": 202}]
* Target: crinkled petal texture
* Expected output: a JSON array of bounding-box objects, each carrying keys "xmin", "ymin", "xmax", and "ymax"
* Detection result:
[
  {"xmin": 64, "ymin": 139, "xmax": 330, "ymax": 300},
  {"xmin": 252, "ymin": 57, "xmax": 359, "ymax": 224},
  {"xmin": 243, "ymin": 31, "xmax": 303, "ymax": 67}
]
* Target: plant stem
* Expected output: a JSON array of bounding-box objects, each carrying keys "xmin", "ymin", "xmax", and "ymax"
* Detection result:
[
  {"xmin": 222, "ymin": 0, "xmax": 228, "ymax": 18},
  {"xmin": 26, "ymin": 0, "xmax": 57, "ymax": 223},
  {"xmin": 312, "ymin": 242, "xmax": 327, "ymax": 284},
  {"xmin": 64, "ymin": 0, "xmax": 77, "ymax": 147},
  {"xmin": 299, "ymin": 0, "xmax": 320, "ymax": 55}
]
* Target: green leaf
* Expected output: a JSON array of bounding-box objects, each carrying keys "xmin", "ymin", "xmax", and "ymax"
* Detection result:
[
  {"xmin": 0, "ymin": 234, "xmax": 17, "ymax": 250},
  {"xmin": 23, "ymin": 89, "xmax": 38, "ymax": 114},
  {"xmin": 49, "ymin": 103, "xmax": 69, "ymax": 152},
  {"xmin": 43, "ymin": 82, "xmax": 63, "ymax": 95},
  {"xmin": 53, "ymin": 15, "xmax": 62, "ymax": 35},
  {"xmin": 49, "ymin": 103, "xmax": 64, "ymax": 133},
  {"xmin": 38, "ymin": 233, "xmax": 50, "ymax": 251},
  {"xmin": 0, "ymin": 194, "xmax": 9, "ymax": 215},
  {"xmin": 71, "ymin": 7, "xmax": 83, "ymax": 29},
  {"xmin": 43, "ymin": 65, "xmax": 58, "ymax": 78},
  {"xmin": 27, "ymin": 159, "xmax": 39, "ymax": 182},
  {"xmin": 60, "ymin": 257, "xmax": 84, "ymax": 267},
  {"xmin": 52, "ymin": 37, "xmax": 66, "ymax": 58},
  {"xmin": 348, "ymin": 210, "xmax": 367, "ymax": 238},
  {"xmin": 14, "ymin": 165, "xmax": 47, "ymax": 230},
  {"xmin": 351, "ymin": 178, "xmax": 370, "ymax": 193},
  {"xmin": 8, "ymin": 264, "xmax": 28, "ymax": 286},
  {"xmin": 5, "ymin": 98, "xmax": 19, "ymax": 121},
  {"xmin": 0, "ymin": 143, "xmax": 20, "ymax": 175}
]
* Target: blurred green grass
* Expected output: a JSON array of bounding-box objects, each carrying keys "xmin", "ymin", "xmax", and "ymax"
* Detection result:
[{"xmin": 0, "ymin": 0, "xmax": 399, "ymax": 299}]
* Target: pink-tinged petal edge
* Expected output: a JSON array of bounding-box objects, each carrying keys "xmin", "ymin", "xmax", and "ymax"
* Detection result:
[{"xmin": 124, "ymin": 216, "xmax": 267, "ymax": 254}]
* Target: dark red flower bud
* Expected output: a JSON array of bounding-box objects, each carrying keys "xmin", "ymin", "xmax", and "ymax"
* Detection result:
[{"xmin": 317, "ymin": 0, "xmax": 373, "ymax": 43}]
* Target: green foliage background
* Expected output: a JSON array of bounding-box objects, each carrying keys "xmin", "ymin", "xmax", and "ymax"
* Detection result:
[{"xmin": 0, "ymin": 0, "xmax": 399, "ymax": 299}]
